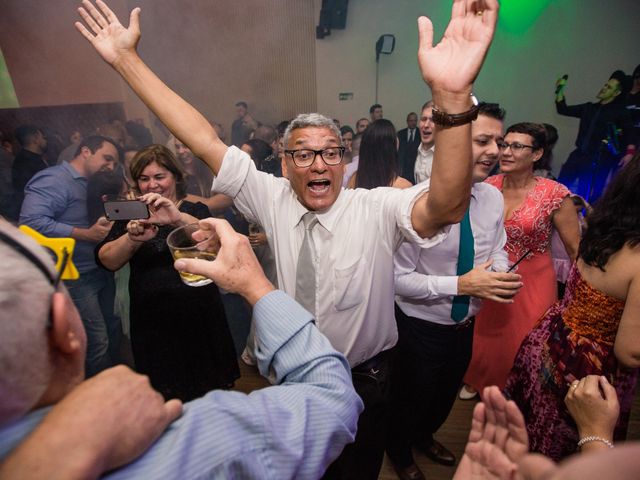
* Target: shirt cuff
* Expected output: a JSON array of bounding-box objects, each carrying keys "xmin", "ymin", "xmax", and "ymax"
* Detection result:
[
  {"xmin": 252, "ymin": 290, "xmax": 315, "ymax": 375},
  {"xmin": 399, "ymin": 182, "xmax": 451, "ymax": 249},
  {"xmin": 433, "ymin": 276, "xmax": 459, "ymax": 296}
]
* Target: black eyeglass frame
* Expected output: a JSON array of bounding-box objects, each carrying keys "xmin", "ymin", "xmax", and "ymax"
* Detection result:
[
  {"xmin": 284, "ymin": 147, "xmax": 346, "ymax": 168},
  {"xmin": 497, "ymin": 141, "xmax": 537, "ymax": 152}
]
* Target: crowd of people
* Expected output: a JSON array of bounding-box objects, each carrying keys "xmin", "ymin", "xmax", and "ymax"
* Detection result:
[{"xmin": 0, "ymin": 0, "xmax": 639, "ymax": 479}]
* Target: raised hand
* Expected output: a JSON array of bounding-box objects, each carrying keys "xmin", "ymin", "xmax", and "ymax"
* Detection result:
[
  {"xmin": 417, "ymin": 0, "xmax": 499, "ymax": 94},
  {"xmin": 75, "ymin": 0, "xmax": 141, "ymax": 66}
]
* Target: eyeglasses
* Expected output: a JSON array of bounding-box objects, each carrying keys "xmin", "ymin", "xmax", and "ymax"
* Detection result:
[
  {"xmin": 497, "ymin": 141, "xmax": 536, "ymax": 152},
  {"xmin": 284, "ymin": 147, "xmax": 345, "ymax": 168},
  {"xmin": 0, "ymin": 231, "xmax": 70, "ymax": 327}
]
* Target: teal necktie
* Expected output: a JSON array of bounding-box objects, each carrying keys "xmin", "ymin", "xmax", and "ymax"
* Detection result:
[{"xmin": 451, "ymin": 209, "xmax": 474, "ymax": 322}]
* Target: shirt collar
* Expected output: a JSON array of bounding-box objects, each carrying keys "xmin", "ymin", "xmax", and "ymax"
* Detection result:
[
  {"xmin": 418, "ymin": 143, "xmax": 435, "ymax": 155},
  {"xmin": 292, "ymin": 189, "xmax": 346, "ymax": 234}
]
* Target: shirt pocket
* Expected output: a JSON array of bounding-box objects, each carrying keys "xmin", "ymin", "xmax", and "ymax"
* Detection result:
[{"xmin": 333, "ymin": 257, "xmax": 365, "ymax": 311}]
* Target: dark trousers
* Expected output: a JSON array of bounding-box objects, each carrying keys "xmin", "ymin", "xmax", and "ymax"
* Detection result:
[
  {"xmin": 322, "ymin": 348, "xmax": 394, "ymax": 480},
  {"xmin": 386, "ymin": 304, "xmax": 474, "ymax": 467}
]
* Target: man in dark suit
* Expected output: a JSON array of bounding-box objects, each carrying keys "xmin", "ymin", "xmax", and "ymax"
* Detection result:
[{"xmin": 397, "ymin": 112, "xmax": 421, "ymax": 184}]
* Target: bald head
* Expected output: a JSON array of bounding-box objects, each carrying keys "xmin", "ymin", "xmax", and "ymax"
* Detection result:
[{"xmin": 0, "ymin": 222, "xmax": 56, "ymax": 423}]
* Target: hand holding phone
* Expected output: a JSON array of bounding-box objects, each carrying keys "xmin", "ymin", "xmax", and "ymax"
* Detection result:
[{"xmin": 104, "ymin": 200, "xmax": 150, "ymax": 221}]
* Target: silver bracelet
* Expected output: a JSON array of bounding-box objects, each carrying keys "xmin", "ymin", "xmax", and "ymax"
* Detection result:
[{"xmin": 577, "ymin": 436, "xmax": 614, "ymax": 449}]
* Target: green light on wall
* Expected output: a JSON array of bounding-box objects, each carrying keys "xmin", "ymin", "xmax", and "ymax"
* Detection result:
[
  {"xmin": 499, "ymin": 0, "xmax": 554, "ymax": 34},
  {"xmin": 0, "ymin": 48, "xmax": 19, "ymax": 108}
]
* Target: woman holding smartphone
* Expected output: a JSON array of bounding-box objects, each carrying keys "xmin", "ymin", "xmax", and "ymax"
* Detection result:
[{"xmin": 96, "ymin": 144, "xmax": 239, "ymax": 401}]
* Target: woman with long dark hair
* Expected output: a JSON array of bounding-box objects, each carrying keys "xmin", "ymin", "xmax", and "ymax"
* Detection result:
[
  {"xmin": 504, "ymin": 156, "xmax": 640, "ymax": 460},
  {"xmin": 348, "ymin": 119, "xmax": 412, "ymax": 189}
]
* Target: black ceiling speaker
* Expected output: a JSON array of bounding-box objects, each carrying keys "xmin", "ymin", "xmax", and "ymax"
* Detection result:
[{"xmin": 316, "ymin": 0, "xmax": 349, "ymax": 39}]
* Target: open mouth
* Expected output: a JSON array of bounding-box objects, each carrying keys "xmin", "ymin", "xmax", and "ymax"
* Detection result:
[{"xmin": 307, "ymin": 179, "xmax": 331, "ymax": 194}]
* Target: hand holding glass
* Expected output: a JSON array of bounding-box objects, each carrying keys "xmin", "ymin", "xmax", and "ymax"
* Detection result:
[{"xmin": 167, "ymin": 223, "xmax": 219, "ymax": 286}]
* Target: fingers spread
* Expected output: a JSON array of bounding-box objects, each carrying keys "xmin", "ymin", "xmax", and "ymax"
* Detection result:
[
  {"xmin": 417, "ymin": 16, "xmax": 434, "ymax": 51},
  {"xmin": 96, "ymin": 0, "xmax": 119, "ymax": 24},
  {"xmin": 82, "ymin": 0, "xmax": 109, "ymax": 29},
  {"xmin": 78, "ymin": 6, "xmax": 102, "ymax": 35},
  {"xmin": 129, "ymin": 7, "xmax": 141, "ymax": 35},
  {"xmin": 74, "ymin": 20, "xmax": 94, "ymax": 41}
]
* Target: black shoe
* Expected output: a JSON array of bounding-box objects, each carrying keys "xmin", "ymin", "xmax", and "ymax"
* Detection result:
[
  {"xmin": 419, "ymin": 439, "xmax": 456, "ymax": 466},
  {"xmin": 391, "ymin": 461, "xmax": 426, "ymax": 480}
]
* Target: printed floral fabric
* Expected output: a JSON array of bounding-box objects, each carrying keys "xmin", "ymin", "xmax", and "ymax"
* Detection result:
[
  {"xmin": 505, "ymin": 264, "xmax": 638, "ymax": 461},
  {"xmin": 485, "ymin": 175, "xmax": 569, "ymax": 260}
]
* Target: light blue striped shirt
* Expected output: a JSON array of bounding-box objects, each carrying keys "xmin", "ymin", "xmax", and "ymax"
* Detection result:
[{"xmin": 0, "ymin": 290, "xmax": 363, "ymax": 479}]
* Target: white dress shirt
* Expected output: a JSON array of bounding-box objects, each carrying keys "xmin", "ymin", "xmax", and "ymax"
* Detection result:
[
  {"xmin": 214, "ymin": 146, "xmax": 449, "ymax": 366},
  {"xmin": 414, "ymin": 143, "xmax": 435, "ymax": 184},
  {"xmin": 394, "ymin": 182, "xmax": 508, "ymax": 325}
]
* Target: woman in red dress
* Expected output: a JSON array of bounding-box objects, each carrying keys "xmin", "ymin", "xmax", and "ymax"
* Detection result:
[{"xmin": 463, "ymin": 123, "xmax": 580, "ymax": 395}]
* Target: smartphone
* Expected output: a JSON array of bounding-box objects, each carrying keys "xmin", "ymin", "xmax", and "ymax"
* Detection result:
[{"xmin": 103, "ymin": 200, "xmax": 150, "ymax": 221}]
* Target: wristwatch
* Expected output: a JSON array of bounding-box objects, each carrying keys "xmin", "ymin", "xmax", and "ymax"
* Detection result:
[{"xmin": 431, "ymin": 94, "xmax": 479, "ymax": 127}]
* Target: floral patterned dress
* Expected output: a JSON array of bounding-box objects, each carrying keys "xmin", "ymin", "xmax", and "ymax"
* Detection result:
[
  {"xmin": 464, "ymin": 175, "xmax": 569, "ymax": 391},
  {"xmin": 504, "ymin": 264, "xmax": 638, "ymax": 460}
]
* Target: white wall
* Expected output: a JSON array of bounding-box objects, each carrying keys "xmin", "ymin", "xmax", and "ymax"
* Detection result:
[{"xmin": 315, "ymin": 0, "xmax": 640, "ymax": 172}]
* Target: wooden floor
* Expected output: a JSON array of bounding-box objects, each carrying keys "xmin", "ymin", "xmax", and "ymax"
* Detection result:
[{"xmin": 233, "ymin": 360, "xmax": 640, "ymax": 480}]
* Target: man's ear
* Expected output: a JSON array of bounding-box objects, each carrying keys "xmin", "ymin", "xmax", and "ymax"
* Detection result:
[
  {"xmin": 79, "ymin": 146, "xmax": 91, "ymax": 159},
  {"xmin": 281, "ymin": 157, "xmax": 289, "ymax": 179},
  {"xmin": 49, "ymin": 292, "xmax": 83, "ymax": 355}
]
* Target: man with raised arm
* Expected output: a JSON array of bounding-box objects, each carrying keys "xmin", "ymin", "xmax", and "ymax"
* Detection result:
[
  {"xmin": 0, "ymin": 218, "xmax": 361, "ymax": 479},
  {"xmin": 74, "ymin": 1, "xmax": 498, "ymax": 477}
]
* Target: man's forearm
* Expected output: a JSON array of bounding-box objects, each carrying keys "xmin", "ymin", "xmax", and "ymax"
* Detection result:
[
  {"xmin": 0, "ymin": 417, "xmax": 103, "ymax": 480},
  {"xmin": 112, "ymin": 53, "xmax": 226, "ymax": 174},
  {"xmin": 427, "ymin": 91, "xmax": 474, "ymax": 227}
]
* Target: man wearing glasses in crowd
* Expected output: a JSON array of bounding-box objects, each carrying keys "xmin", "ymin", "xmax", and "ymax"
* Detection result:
[{"xmin": 73, "ymin": 0, "xmax": 499, "ymax": 477}]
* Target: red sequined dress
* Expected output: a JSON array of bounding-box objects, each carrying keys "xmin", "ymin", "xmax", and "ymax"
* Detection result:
[
  {"xmin": 464, "ymin": 175, "xmax": 570, "ymax": 391},
  {"xmin": 504, "ymin": 264, "xmax": 638, "ymax": 461}
]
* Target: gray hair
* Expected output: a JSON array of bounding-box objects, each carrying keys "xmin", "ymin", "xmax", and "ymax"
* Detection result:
[
  {"xmin": 0, "ymin": 222, "xmax": 55, "ymax": 423},
  {"xmin": 282, "ymin": 113, "xmax": 341, "ymax": 148}
]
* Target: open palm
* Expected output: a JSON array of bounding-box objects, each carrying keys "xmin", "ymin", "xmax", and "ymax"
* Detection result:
[
  {"xmin": 75, "ymin": 0, "xmax": 141, "ymax": 66},
  {"xmin": 418, "ymin": 0, "xmax": 499, "ymax": 92}
]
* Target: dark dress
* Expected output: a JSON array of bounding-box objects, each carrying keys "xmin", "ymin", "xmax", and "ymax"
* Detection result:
[{"xmin": 97, "ymin": 201, "xmax": 239, "ymax": 401}]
